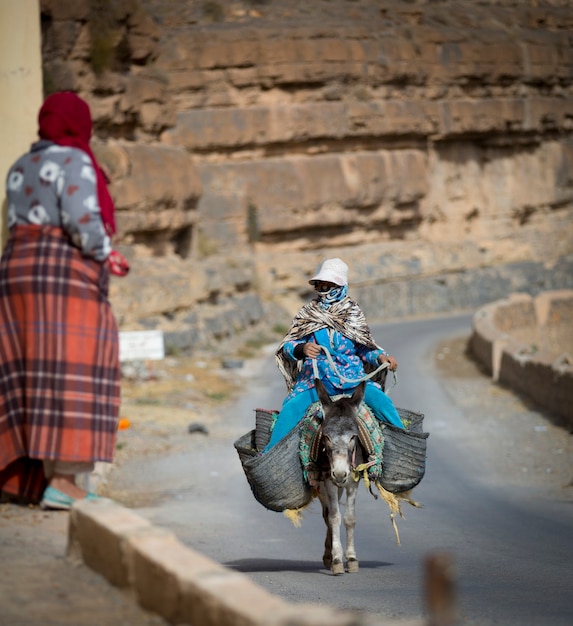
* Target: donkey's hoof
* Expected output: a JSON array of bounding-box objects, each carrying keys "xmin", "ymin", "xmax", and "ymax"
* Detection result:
[
  {"xmin": 346, "ymin": 559, "xmax": 359, "ymax": 573},
  {"xmin": 331, "ymin": 560, "xmax": 345, "ymax": 575},
  {"xmin": 323, "ymin": 556, "xmax": 332, "ymax": 569}
]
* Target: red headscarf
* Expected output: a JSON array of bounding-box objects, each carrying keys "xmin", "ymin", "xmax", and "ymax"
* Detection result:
[{"xmin": 38, "ymin": 92, "xmax": 116, "ymax": 236}]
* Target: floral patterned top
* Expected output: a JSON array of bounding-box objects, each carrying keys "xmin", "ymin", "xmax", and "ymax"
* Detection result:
[
  {"xmin": 282, "ymin": 327, "xmax": 385, "ymax": 401},
  {"xmin": 5, "ymin": 140, "xmax": 111, "ymax": 261}
]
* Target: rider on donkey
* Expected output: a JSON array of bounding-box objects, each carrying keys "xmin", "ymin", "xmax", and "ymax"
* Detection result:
[{"xmin": 265, "ymin": 258, "xmax": 405, "ymax": 451}]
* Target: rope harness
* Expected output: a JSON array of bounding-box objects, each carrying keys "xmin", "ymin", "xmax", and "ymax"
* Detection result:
[
  {"xmin": 307, "ymin": 408, "xmax": 377, "ymax": 479},
  {"xmin": 311, "ymin": 345, "xmax": 397, "ymax": 393}
]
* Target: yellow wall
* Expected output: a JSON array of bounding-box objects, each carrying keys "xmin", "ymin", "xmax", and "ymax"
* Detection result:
[{"xmin": 0, "ymin": 0, "xmax": 43, "ymax": 248}]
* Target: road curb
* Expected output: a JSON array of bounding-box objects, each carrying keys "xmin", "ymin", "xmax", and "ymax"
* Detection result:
[
  {"xmin": 470, "ymin": 290, "xmax": 573, "ymax": 427},
  {"xmin": 68, "ymin": 498, "xmax": 422, "ymax": 626}
]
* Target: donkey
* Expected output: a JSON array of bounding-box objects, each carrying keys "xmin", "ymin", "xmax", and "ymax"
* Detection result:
[{"xmin": 314, "ymin": 378, "xmax": 367, "ymax": 575}]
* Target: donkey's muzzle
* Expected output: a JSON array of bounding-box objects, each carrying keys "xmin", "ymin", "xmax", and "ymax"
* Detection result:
[{"xmin": 331, "ymin": 467, "xmax": 350, "ymax": 486}]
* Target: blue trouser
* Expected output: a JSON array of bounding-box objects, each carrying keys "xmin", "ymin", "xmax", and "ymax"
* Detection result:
[{"xmin": 264, "ymin": 381, "xmax": 404, "ymax": 451}]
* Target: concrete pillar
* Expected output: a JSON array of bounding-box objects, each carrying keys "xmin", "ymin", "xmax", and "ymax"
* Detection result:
[{"xmin": 0, "ymin": 0, "xmax": 43, "ymax": 248}]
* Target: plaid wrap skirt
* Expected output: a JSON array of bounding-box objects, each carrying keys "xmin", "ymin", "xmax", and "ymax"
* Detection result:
[{"xmin": 0, "ymin": 225, "xmax": 120, "ymax": 502}]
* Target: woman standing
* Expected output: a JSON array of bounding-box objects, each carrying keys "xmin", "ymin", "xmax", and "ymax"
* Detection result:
[
  {"xmin": 267, "ymin": 257, "xmax": 404, "ymax": 450},
  {"xmin": 0, "ymin": 92, "xmax": 127, "ymax": 509}
]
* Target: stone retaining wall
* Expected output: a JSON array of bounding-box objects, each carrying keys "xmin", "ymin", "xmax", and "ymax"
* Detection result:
[{"xmin": 470, "ymin": 290, "xmax": 573, "ymax": 429}]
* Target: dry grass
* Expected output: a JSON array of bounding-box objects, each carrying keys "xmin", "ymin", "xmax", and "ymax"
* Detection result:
[{"xmin": 110, "ymin": 356, "xmax": 240, "ymax": 470}]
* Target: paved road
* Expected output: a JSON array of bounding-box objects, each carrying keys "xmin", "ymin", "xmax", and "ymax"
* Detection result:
[{"xmin": 128, "ymin": 313, "xmax": 573, "ymax": 625}]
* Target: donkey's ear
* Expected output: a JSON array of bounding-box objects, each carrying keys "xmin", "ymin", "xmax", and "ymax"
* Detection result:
[
  {"xmin": 314, "ymin": 378, "xmax": 332, "ymax": 406},
  {"xmin": 351, "ymin": 381, "xmax": 365, "ymax": 406}
]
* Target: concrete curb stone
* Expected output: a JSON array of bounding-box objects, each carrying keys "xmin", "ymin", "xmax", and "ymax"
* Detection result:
[
  {"xmin": 68, "ymin": 498, "xmax": 153, "ymax": 588},
  {"xmin": 69, "ymin": 498, "xmax": 420, "ymax": 626},
  {"xmin": 470, "ymin": 290, "xmax": 573, "ymax": 427}
]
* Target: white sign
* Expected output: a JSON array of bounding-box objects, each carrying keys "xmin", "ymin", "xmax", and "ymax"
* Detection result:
[{"xmin": 119, "ymin": 330, "xmax": 165, "ymax": 362}]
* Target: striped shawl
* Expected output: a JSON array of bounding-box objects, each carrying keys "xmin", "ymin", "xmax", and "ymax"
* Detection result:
[{"xmin": 276, "ymin": 296, "xmax": 385, "ymax": 392}]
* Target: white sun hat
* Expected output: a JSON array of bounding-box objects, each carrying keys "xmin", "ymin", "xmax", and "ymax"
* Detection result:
[{"xmin": 309, "ymin": 258, "xmax": 349, "ymax": 287}]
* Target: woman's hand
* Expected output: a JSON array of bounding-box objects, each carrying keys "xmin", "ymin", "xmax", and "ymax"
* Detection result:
[
  {"xmin": 303, "ymin": 343, "xmax": 322, "ymax": 358},
  {"xmin": 107, "ymin": 250, "xmax": 130, "ymax": 277},
  {"xmin": 378, "ymin": 354, "xmax": 398, "ymax": 371}
]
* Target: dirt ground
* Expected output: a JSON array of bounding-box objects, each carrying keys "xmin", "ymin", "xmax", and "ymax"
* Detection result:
[
  {"xmin": 433, "ymin": 335, "xmax": 572, "ymax": 498},
  {"xmin": 0, "ymin": 343, "xmax": 262, "ymax": 626},
  {"xmin": 99, "ymin": 356, "xmax": 242, "ymax": 506},
  {"xmin": 1, "ymin": 329, "xmax": 571, "ymax": 626}
]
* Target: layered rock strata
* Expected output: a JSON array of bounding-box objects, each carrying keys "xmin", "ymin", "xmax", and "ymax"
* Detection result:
[{"xmin": 38, "ymin": 0, "xmax": 573, "ymax": 351}]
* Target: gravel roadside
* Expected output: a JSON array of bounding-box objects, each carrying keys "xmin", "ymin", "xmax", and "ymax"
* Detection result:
[{"xmin": 433, "ymin": 334, "xmax": 572, "ymax": 502}]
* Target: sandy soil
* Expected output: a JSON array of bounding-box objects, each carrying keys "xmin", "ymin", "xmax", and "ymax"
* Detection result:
[
  {"xmin": 433, "ymin": 334, "xmax": 572, "ymax": 499},
  {"xmin": 0, "ymin": 356, "xmax": 242, "ymax": 626}
]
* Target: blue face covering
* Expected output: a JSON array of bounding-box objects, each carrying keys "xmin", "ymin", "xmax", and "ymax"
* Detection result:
[{"xmin": 316, "ymin": 284, "xmax": 348, "ymax": 309}]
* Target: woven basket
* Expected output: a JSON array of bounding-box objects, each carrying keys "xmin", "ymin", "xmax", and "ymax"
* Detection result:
[
  {"xmin": 396, "ymin": 407, "xmax": 425, "ymax": 434},
  {"xmin": 234, "ymin": 428, "xmax": 312, "ymax": 513},
  {"xmin": 379, "ymin": 407, "xmax": 429, "ymax": 493},
  {"xmin": 254, "ymin": 408, "xmax": 277, "ymax": 451}
]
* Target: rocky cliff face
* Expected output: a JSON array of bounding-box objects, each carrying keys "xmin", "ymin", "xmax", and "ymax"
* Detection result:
[{"xmin": 40, "ymin": 0, "xmax": 573, "ymax": 352}]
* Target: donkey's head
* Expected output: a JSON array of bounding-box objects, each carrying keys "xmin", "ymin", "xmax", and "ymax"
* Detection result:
[{"xmin": 315, "ymin": 379, "xmax": 365, "ymax": 487}]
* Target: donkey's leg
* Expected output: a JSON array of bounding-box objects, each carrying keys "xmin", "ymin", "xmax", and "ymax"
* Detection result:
[
  {"xmin": 319, "ymin": 494, "xmax": 333, "ymax": 570},
  {"xmin": 344, "ymin": 481, "xmax": 359, "ymax": 573},
  {"xmin": 323, "ymin": 480, "xmax": 344, "ymax": 575}
]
